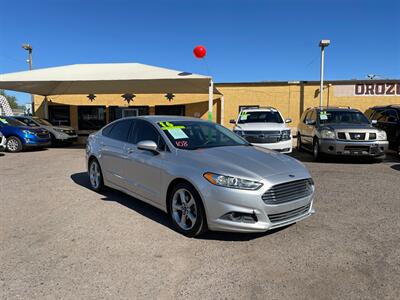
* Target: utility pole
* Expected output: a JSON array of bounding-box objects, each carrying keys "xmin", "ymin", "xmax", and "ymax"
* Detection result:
[
  {"xmin": 22, "ymin": 44, "xmax": 34, "ymax": 115},
  {"xmin": 319, "ymin": 40, "xmax": 330, "ymax": 108}
]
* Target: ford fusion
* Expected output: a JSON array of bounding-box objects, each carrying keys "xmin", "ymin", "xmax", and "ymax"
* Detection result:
[{"xmin": 86, "ymin": 116, "xmax": 315, "ymax": 237}]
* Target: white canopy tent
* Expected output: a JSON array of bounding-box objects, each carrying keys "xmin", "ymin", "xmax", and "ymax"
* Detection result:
[{"xmin": 0, "ymin": 63, "xmax": 224, "ymax": 123}]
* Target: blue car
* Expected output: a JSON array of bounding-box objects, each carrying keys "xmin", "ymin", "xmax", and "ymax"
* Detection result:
[{"xmin": 0, "ymin": 116, "xmax": 51, "ymax": 152}]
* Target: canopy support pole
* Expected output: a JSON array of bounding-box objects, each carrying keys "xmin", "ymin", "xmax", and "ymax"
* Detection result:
[
  {"xmin": 43, "ymin": 96, "xmax": 49, "ymax": 119},
  {"xmin": 208, "ymin": 79, "xmax": 213, "ymax": 121},
  {"xmin": 220, "ymin": 95, "xmax": 224, "ymax": 125}
]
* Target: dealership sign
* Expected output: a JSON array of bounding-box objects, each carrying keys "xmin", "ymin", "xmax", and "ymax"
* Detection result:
[{"xmin": 334, "ymin": 82, "xmax": 400, "ymax": 97}]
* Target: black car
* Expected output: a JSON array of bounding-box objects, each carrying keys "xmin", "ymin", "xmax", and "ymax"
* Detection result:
[{"xmin": 365, "ymin": 105, "xmax": 400, "ymax": 155}]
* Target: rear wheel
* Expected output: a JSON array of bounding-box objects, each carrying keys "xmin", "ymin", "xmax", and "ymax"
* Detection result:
[
  {"xmin": 6, "ymin": 136, "xmax": 23, "ymax": 153},
  {"xmin": 169, "ymin": 182, "xmax": 207, "ymax": 237},
  {"xmin": 297, "ymin": 134, "xmax": 303, "ymax": 152},
  {"xmin": 88, "ymin": 158, "xmax": 104, "ymax": 192}
]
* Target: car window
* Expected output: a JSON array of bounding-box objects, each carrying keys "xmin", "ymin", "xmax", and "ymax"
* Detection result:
[
  {"xmin": 382, "ymin": 109, "xmax": 399, "ymax": 122},
  {"xmin": 17, "ymin": 117, "xmax": 38, "ymax": 127},
  {"xmin": 158, "ymin": 120, "xmax": 248, "ymax": 150},
  {"xmin": 371, "ymin": 109, "xmax": 384, "ymax": 121},
  {"xmin": 107, "ymin": 119, "xmax": 133, "ymax": 142},
  {"xmin": 309, "ymin": 110, "xmax": 316, "ymax": 122},
  {"xmin": 102, "ymin": 123, "xmax": 115, "ymax": 137},
  {"xmin": 237, "ymin": 110, "xmax": 283, "ymax": 124},
  {"xmin": 364, "ymin": 109, "xmax": 374, "ymax": 119},
  {"xmin": 0, "ymin": 117, "xmax": 26, "ymax": 127},
  {"xmin": 302, "ymin": 110, "xmax": 311, "ymax": 123},
  {"xmin": 318, "ymin": 110, "xmax": 370, "ymax": 125},
  {"xmin": 131, "ymin": 120, "xmax": 166, "ymax": 150}
]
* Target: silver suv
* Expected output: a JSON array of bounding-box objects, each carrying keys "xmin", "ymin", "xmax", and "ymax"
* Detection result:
[
  {"xmin": 14, "ymin": 116, "xmax": 78, "ymax": 145},
  {"xmin": 297, "ymin": 107, "xmax": 388, "ymax": 161}
]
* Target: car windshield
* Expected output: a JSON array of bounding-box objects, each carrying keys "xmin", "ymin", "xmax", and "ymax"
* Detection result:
[
  {"xmin": 0, "ymin": 117, "xmax": 26, "ymax": 127},
  {"xmin": 33, "ymin": 117, "xmax": 53, "ymax": 126},
  {"xmin": 319, "ymin": 110, "xmax": 370, "ymax": 125},
  {"xmin": 158, "ymin": 120, "xmax": 249, "ymax": 150},
  {"xmin": 237, "ymin": 110, "xmax": 283, "ymax": 124}
]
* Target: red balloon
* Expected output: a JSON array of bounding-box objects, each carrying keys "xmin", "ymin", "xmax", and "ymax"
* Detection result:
[{"xmin": 193, "ymin": 45, "xmax": 206, "ymax": 58}]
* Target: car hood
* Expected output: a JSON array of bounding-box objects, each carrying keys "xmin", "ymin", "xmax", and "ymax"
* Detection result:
[
  {"xmin": 323, "ymin": 123, "xmax": 377, "ymax": 131},
  {"xmin": 178, "ymin": 145, "xmax": 308, "ymax": 180},
  {"xmin": 234, "ymin": 123, "xmax": 287, "ymax": 131},
  {"xmin": 52, "ymin": 125, "xmax": 74, "ymax": 131}
]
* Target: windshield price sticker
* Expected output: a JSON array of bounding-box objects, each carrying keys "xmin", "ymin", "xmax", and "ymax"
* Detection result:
[
  {"xmin": 319, "ymin": 111, "xmax": 328, "ymax": 120},
  {"xmin": 158, "ymin": 122, "xmax": 189, "ymax": 139},
  {"xmin": 240, "ymin": 112, "xmax": 249, "ymax": 120},
  {"xmin": 0, "ymin": 118, "xmax": 7, "ymax": 124},
  {"xmin": 175, "ymin": 140, "xmax": 188, "ymax": 147}
]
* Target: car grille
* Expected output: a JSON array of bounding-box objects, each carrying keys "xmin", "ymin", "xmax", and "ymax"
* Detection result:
[
  {"xmin": 337, "ymin": 132, "xmax": 376, "ymax": 141},
  {"xmin": 243, "ymin": 130, "xmax": 282, "ymax": 144},
  {"xmin": 268, "ymin": 204, "xmax": 311, "ymax": 223},
  {"xmin": 36, "ymin": 131, "xmax": 49, "ymax": 139},
  {"xmin": 349, "ymin": 132, "xmax": 366, "ymax": 140},
  {"xmin": 262, "ymin": 179, "xmax": 314, "ymax": 205},
  {"xmin": 65, "ymin": 130, "xmax": 76, "ymax": 136}
]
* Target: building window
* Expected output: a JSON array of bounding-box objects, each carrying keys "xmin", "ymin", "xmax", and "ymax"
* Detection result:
[
  {"xmin": 48, "ymin": 105, "xmax": 71, "ymax": 126},
  {"xmin": 238, "ymin": 105, "xmax": 259, "ymax": 112},
  {"xmin": 155, "ymin": 105, "xmax": 185, "ymax": 116},
  {"xmin": 78, "ymin": 106, "xmax": 106, "ymax": 130},
  {"xmin": 109, "ymin": 106, "xmax": 150, "ymax": 122}
]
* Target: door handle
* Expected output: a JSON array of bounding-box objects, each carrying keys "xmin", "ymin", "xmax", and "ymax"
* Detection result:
[{"xmin": 126, "ymin": 147, "xmax": 135, "ymax": 154}]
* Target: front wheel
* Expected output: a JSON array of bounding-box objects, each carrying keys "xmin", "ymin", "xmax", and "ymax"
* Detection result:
[
  {"xmin": 88, "ymin": 159, "xmax": 104, "ymax": 192},
  {"xmin": 6, "ymin": 136, "xmax": 23, "ymax": 153},
  {"xmin": 313, "ymin": 138, "xmax": 322, "ymax": 161},
  {"xmin": 169, "ymin": 183, "xmax": 207, "ymax": 237}
]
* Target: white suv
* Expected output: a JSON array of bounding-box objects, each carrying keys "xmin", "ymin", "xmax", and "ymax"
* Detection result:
[{"xmin": 230, "ymin": 107, "xmax": 293, "ymax": 153}]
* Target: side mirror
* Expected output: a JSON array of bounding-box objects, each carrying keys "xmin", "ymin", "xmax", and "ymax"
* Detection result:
[
  {"xmin": 229, "ymin": 119, "xmax": 236, "ymax": 124},
  {"xmin": 137, "ymin": 140, "xmax": 159, "ymax": 154},
  {"xmin": 305, "ymin": 119, "xmax": 316, "ymax": 125},
  {"xmin": 285, "ymin": 118, "xmax": 292, "ymax": 123},
  {"xmin": 371, "ymin": 120, "xmax": 377, "ymax": 125}
]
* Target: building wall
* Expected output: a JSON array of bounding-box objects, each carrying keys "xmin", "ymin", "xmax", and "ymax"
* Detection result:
[{"xmin": 34, "ymin": 80, "xmax": 400, "ymax": 132}]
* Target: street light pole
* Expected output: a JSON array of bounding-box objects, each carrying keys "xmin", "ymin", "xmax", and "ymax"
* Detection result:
[
  {"xmin": 22, "ymin": 44, "xmax": 34, "ymax": 115},
  {"xmin": 319, "ymin": 40, "xmax": 330, "ymax": 108}
]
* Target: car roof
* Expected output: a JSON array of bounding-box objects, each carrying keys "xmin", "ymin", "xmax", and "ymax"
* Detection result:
[
  {"xmin": 241, "ymin": 107, "xmax": 278, "ymax": 112},
  {"xmin": 306, "ymin": 107, "xmax": 361, "ymax": 112},
  {"xmin": 124, "ymin": 115, "xmax": 211, "ymax": 124},
  {"xmin": 370, "ymin": 105, "xmax": 400, "ymax": 110}
]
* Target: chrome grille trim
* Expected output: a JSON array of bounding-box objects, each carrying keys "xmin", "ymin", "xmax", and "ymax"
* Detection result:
[
  {"xmin": 268, "ymin": 204, "xmax": 311, "ymax": 223},
  {"xmin": 262, "ymin": 179, "xmax": 314, "ymax": 204}
]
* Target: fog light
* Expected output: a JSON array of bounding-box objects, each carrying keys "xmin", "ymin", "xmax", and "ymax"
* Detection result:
[
  {"xmin": 328, "ymin": 146, "xmax": 334, "ymax": 151},
  {"xmin": 221, "ymin": 212, "xmax": 258, "ymax": 223}
]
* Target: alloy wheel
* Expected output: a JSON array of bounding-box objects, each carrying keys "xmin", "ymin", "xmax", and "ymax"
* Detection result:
[
  {"xmin": 89, "ymin": 160, "xmax": 100, "ymax": 189},
  {"xmin": 7, "ymin": 139, "xmax": 19, "ymax": 152},
  {"xmin": 172, "ymin": 188, "xmax": 198, "ymax": 231}
]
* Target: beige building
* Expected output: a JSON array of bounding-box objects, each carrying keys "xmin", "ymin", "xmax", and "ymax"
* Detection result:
[{"xmin": 33, "ymin": 79, "xmax": 400, "ymax": 137}]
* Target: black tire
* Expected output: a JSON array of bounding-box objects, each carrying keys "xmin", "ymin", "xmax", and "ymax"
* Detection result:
[
  {"xmin": 88, "ymin": 158, "xmax": 104, "ymax": 192},
  {"xmin": 168, "ymin": 182, "xmax": 208, "ymax": 237},
  {"xmin": 6, "ymin": 136, "xmax": 23, "ymax": 153},
  {"xmin": 297, "ymin": 134, "xmax": 303, "ymax": 152},
  {"xmin": 313, "ymin": 138, "xmax": 322, "ymax": 161}
]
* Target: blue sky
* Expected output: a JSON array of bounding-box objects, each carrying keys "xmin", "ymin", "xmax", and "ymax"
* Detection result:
[{"xmin": 1, "ymin": 0, "xmax": 399, "ymax": 105}]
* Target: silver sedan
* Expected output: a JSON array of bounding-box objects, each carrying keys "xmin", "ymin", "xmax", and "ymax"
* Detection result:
[{"xmin": 86, "ymin": 116, "xmax": 315, "ymax": 237}]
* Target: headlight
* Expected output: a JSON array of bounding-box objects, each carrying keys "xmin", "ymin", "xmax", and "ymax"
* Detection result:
[
  {"xmin": 22, "ymin": 130, "xmax": 34, "ymax": 134},
  {"xmin": 203, "ymin": 172, "xmax": 263, "ymax": 190},
  {"xmin": 320, "ymin": 129, "xmax": 335, "ymax": 139},
  {"xmin": 54, "ymin": 128, "xmax": 66, "ymax": 133},
  {"xmin": 377, "ymin": 130, "xmax": 387, "ymax": 141},
  {"xmin": 281, "ymin": 129, "xmax": 291, "ymax": 140}
]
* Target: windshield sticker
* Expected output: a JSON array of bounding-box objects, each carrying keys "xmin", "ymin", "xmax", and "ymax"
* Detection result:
[
  {"xmin": 0, "ymin": 118, "xmax": 7, "ymax": 124},
  {"xmin": 175, "ymin": 140, "xmax": 188, "ymax": 147},
  {"xmin": 319, "ymin": 111, "xmax": 328, "ymax": 120},
  {"xmin": 158, "ymin": 122, "xmax": 188, "ymax": 139},
  {"xmin": 240, "ymin": 112, "xmax": 249, "ymax": 120}
]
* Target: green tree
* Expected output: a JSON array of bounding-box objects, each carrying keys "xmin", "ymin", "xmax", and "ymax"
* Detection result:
[{"xmin": 0, "ymin": 89, "xmax": 19, "ymax": 109}]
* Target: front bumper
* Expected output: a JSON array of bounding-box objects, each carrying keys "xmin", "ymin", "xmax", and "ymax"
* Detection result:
[
  {"xmin": 53, "ymin": 131, "xmax": 78, "ymax": 142},
  {"xmin": 319, "ymin": 139, "xmax": 388, "ymax": 157},
  {"xmin": 251, "ymin": 139, "xmax": 293, "ymax": 153},
  {"xmin": 23, "ymin": 134, "xmax": 51, "ymax": 148},
  {"xmin": 0, "ymin": 136, "xmax": 6, "ymax": 150},
  {"xmin": 199, "ymin": 172, "xmax": 314, "ymax": 233}
]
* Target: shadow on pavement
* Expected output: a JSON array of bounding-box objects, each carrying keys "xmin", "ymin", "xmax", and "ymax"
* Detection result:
[
  {"xmin": 70, "ymin": 171, "xmax": 286, "ymax": 241},
  {"xmin": 390, "ymin": 164, "xmax": 400, "ymax": 171},
  {"xmin": 289, "ymin": 149, "xmax": 399, "ymax": 164}
]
